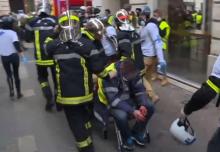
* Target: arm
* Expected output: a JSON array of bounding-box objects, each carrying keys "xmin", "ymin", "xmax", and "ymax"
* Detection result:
[
  {"xmin": 118, "ymin": 33, "xmax": 132, "ymax": 58},
  {"xmin": 12, "ymin": 31, "xmax": 22, "ymax": 53},
  {"xmin": 148, "ymin": 23, "xmax": 165, "ymax": 63},
  {"xmin": 130, "ymin": 76, "xmax": 149, "ymax": 107},
  {"xmin": 103, "ymin": 79, "xmax": 135, "ymax": 114}
]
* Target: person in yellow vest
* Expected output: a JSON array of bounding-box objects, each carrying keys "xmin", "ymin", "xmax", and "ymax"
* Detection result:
[
  {"xmin": 191, "ymin": 10, "xmax": 197, "ymax": 27},
  {"xmin": 153, "ymin": 9, "xmax": 170, "ymax": 86},
  {"xmin": 196, "ymin": 11, "xmax": 203, "ymax": 30},
  {"xmin": 104, "ymin": 9, "xmax": 114, "ymax": 25}
]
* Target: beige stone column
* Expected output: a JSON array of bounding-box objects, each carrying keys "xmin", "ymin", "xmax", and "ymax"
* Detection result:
[
  {"xmin": 207, "ymin": 0, "xmax": 220, "ymax": 75},
  {"xmin": 0, "ymin": 0, "xmax": 10, "ymax": 15}
]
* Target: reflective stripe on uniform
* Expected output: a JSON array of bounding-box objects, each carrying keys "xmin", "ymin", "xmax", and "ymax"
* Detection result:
[
  {"xmin": 135, "ymin": 92, "xmax": 145, "ymax": 96},
  {"xmin": 111, "ymin": 98, "xmax": 121, "ymax": 107},
  {"xmin": 33, "ymin": 26, "xmax": 54, "ymax": 31},
  {"xmin": 81, "ymin": 29, "xmax": 95, "ymax": 41},
  {"xmin": 90, "ymin": 49, "xmax": 100, "ymax": 56},
  {"xmin": 118, "ymin": 39, "xmax": 130, "ymax": 44},
  {"xmin": 120, "ymin": 94, "xmax": 129, "ymax": 100},
  {"xmin": 207, "ymin": 79, "xmax": 220, "ymax": 94},
  {"xmin": 40, "ymin": 82, "xmax": 49, "ymax": 88},
  {"xmin": 57, "ymin": 93, "xmax": 93, "ymax": 104},
  {"xmin": 81, "ymin": 58, "xmax": 89, "ymax": 96},
  {"xmin": 97, "ymin": 78, "xmax": 108, "ymax": 105},
  {"xmin": 53, "ymin": 53, "xmax": 81, "ymax": 60},
  {"xmin": 45, "ymin": 37, "xmax": 53, "ymax": 44},
  {"xmin": 36, "ymin": 60, "xmax": 54, "ymax": 66},
  {"xmin": 85, "ymin": 121, "xmax": 92, "ymax": 129},
  {"xmin": 76, "ymin": 136, "xmax": 92, "ymax": 148},
  {"xmin": 105, "ymin": 87, "xmax": 118, "ymax": 93},
  {"xmin": 35, "ymin": 30, "xmax": 41, "ymax": 60},
  {"xmin": 59, "ymin": 15, "xmax": 79, "ymax": 24}
]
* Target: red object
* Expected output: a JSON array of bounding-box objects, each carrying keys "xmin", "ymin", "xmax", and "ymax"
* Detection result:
[{"xmin": 53, "ymin": 0, "xmax": 92, "ymax": 16}]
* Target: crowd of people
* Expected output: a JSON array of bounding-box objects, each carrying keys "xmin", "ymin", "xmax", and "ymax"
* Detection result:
[{"xmin": 0, "ymin": 0, "xmax": 219, "ymax": 152}]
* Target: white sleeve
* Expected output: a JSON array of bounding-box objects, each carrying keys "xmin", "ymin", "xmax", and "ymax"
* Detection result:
[
  {"xmin": 148, "ymin": 23, "xmax": 165, "ymax": 63},
  {"xmin": 106, "ymin": 26, "xmax": 117, "ymax": 38},
  {"xmin": 11, "ymin": 31, "xmax": 19, "ymax": 42}
]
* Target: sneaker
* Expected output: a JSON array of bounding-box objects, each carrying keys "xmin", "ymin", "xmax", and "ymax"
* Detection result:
[
  {"xmin": 131, "ymin": 133, "xmax": 145, "ymax": 146},
  {"xmin": 122, "ymin": 137, "xmax": 134, "ymax": 151}
]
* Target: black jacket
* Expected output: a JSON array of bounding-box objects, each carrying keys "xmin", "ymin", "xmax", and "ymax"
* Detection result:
[{"xmin": 46, "ymin": 36, "xmax": 108, "ymax": 105}]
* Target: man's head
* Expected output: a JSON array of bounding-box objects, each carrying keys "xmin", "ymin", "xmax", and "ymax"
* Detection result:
[
  {"xmin": 115, "ymin": 9, "xmax": 134, "ymax": 31},
  {"xmin": 37, "ymin": 0, "xmax": 51, "ymax": 16},
  {"xmin": 119, "ymin": 59, "xmax": 138, "ymax": 81},
  {"xmin": 135, "ymin": 8, "xmax": 142, "ymax": 16},
  {"xmin": 58, "ymin": 10, "xmax": 81, "ymax": 42},
  {"xmin": 85, "ymin": 18, "xmax": 105, "ymax": 40},
  {"xmin": 153, "ymin": 9, "xmax": 162, "ymax": 21},
  {"xmin": 140, "ymin": 5, "xmax": 151, "ymax": 22}
]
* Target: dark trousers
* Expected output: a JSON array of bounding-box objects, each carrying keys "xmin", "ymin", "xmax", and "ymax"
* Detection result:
[
  {"xmin": 36, "ymin": 65, "xmax": 57, "ymax": 104},
  {"xmin": 184, "ymin": 76, "xmax": 220, "ymax": 115},
  {"xmin": 111, "ymin": 100, "xmax": 154, "ymax": 141},
  {"xmin": 63, "ymin": 104, "xmax": 94, "ymax": 152},
  {"xmin": 207, "ymin": 127, "xmax": 220, "ymax": 152},
  {"xmin": 1, "ymin": 53, "xmax": 21, "ymax": 95}
]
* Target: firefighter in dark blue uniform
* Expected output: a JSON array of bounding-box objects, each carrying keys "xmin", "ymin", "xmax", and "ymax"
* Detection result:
[
  {"xmin": 25, "ymin": 0, "xmax": 58, "ymax": 111},
  {"xmin": 45, "ymin": 11, "xmax": 113, "ymax": 152}
]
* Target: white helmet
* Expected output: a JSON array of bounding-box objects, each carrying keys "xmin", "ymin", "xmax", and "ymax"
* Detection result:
[{"xmin": 170, "ymin": 118, "xmax": 196, "ymax": 145}]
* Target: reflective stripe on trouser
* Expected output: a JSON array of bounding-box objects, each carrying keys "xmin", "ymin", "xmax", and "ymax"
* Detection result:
[
  {"xmin": 63, "ymin": 104, "xmax": 94, "ymax": 152},
  {"xmin": 37, "ymin": 66, "xmax": 54, "ymax": 102}
]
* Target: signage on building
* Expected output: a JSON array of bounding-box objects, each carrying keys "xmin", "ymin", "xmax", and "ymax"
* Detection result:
[{"xmin": 53, "ymin": 0, "xmax": 92, "ymax": 16}]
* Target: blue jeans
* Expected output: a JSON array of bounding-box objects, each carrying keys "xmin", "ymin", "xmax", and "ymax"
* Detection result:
[{"xmin": 111, "ymin": 100, "xmax": 154, "ymax": 141}]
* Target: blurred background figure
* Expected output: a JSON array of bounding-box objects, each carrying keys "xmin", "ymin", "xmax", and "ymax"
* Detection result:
[
  {"xmin": 196, "ymin": 11, "xmax": 203, "ymax": 30},
  {"xmin": 0, "ymin": 16, "xmax": 24, "ymax": 99}
]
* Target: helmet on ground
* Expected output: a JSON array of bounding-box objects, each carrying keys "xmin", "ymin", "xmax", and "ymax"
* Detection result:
[
  {"xmin": 58, "ymin": 10, "xmax": 81, "ymax": 42},
  {"xmin": 170, "ymin": 118, "xmax": 196, "ymax": 145},
  {"xmin": 115, "ymin": 9, "xmax": 134, "ymax": 31},
  {"xmin": 84, "ymin": 18, "xmax": 105, "ymax": 40},
  {"xmin": 37, "ymin": 0, "xmax": 51, "ymax": 15}
]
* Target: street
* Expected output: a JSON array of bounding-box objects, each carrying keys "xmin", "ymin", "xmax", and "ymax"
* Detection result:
[{"xmin": 0, "ymin": 48, "xmax": 219, "ymax": 152}]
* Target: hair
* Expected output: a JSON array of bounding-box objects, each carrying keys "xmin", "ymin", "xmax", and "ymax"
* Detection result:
[
  {"xmin": 120, "ymin": 59, "xmax": 138, "ymax": 78},
  {"xmin": 105, "ymin": 9, "xmax": 111, "ymax": 14},
  {"xmin": 153, "ymin": 9, "xmax": 162, "ymax": 17}
]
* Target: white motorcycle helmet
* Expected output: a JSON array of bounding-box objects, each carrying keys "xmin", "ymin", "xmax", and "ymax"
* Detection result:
[{"xmin": 170, "ymin": 118, "xmax": 196, "ymax": 145}]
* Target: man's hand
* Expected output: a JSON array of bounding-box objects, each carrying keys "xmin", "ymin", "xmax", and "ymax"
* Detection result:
[
  {"xmin": 139, "ymin": 106, "xmax": 147, "ymax": 117},
  {"xmin": 133, "ymin": 110, "xmax": 145, "ymax": 122}
]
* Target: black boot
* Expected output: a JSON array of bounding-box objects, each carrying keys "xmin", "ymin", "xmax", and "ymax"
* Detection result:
[
  {"xmin": 15, "ymin": 78, "xmax": 23, "ymax": 99},
  {"xmin": 45, "ymin": 101, "xmax": 54, "ymax": 112},
  {"xmin": 7, "ymin": 77, "xmax": 14, "ymax": 98}
]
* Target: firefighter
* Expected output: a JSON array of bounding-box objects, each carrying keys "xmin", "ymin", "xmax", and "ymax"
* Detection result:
[
  {"xmin": 114, "ymin": 9, "xmax": 145, "ymax": 75},
  {"xmin": 45, "ymin": 11, "xmax": 114, "ymax": 152},
  {"xmin": 175, "ymin": 54, "xmax": 220, "ymax": 152},
  {"xmin": 25, "ymin": 0, "xmax": 58, "ymax": 111}
]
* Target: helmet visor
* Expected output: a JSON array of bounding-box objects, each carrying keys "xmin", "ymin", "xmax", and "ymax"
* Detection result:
[{"xmin": 58, "ymin": 10, "xmax": 81, "ymax": 42}]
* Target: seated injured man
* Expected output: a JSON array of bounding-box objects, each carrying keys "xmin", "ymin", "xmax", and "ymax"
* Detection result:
[{"xmin": 97, "ymin": 59, "xmax": 155, "ymax": 151}]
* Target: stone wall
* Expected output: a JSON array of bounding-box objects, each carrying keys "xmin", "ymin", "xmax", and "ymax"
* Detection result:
[
  {"xmin": 0, "ymin": 0, "xmax": 10, "ymax": 15},
  {"xmin": 207, "ymin": 0, "xmax": 220, "ymax": 75}
]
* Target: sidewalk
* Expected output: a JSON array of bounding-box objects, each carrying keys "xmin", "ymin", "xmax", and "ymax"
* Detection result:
[{"xmin": 0, "ymin": 49, "xmax": 219, "ymax": 152}]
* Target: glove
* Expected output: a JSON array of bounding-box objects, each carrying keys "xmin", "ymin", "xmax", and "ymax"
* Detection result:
[{"xmin": 157, "ymin": 61, "xmax": 167, "ymax": 75}]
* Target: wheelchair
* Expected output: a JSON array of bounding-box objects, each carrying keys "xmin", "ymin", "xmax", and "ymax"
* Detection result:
[{"xmin": 94, "ymin": 99, "xmax": 151, "ymax": 152}]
